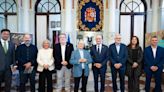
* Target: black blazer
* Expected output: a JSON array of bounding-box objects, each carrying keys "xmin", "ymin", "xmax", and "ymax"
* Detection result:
[
  {"xmin": 16, "ymin": 44, "xmax": 38, "ymax": 70},
  {"xmin": 53, "ymin": 43, "xmax": 74, "ymax": 70},
  {"xmin": 0, "ymin": 41, "xmax": 15, "ymax": 71},
  {"xmin": 90, "ymin": 44, "xmax": 109, "ymax": 68}
]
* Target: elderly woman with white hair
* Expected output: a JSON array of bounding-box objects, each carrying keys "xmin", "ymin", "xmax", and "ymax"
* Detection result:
[
  {"xmin": 70, "ymin": 40, "xmax": 93, "ymax": 92},
  {"xmin": 37, "ymin": 39, "xmax": 54, "ymax": 92}
]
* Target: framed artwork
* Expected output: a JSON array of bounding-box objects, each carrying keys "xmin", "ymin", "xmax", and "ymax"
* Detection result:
[
  {"xmin": 10, "ymin": 33, "xmax": 33, "ymax": 46},
  {"xmin": 51, "ymin": 21, "xmax": 56, "ymax": 28}
]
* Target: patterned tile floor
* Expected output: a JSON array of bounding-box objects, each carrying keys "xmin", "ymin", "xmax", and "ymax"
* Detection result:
[{"xmin": 1, "ymin": 70, "xmax": 164, "ymax": 92}]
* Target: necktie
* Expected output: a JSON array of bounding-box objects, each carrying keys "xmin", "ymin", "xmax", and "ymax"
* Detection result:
[
  {"xmin": 98, "ymin": 46, "xmax": 100, "ymax": 54},
  {"xmin": 3, "ymin": 41, "xmax": 7, "ymax": 53}
]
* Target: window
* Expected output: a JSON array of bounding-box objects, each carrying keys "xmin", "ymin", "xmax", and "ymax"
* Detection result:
[
  {"xmin": 36, "ymin": 0, "xmax": 60, "ymax": 13},
  {"xmin": 0, "ymin": 0, "xmax": 17, "ymax": 31},
  {"xmin": 119, "ymin": 0, "xmax": 147, "ymax": 48},
  {"xmin": 35, "ymin": 0, "xmax": 61, "ymax": 48},
  {"xmin": 121, "ymin": 0, "xmax": 144, "ymax": 12}
]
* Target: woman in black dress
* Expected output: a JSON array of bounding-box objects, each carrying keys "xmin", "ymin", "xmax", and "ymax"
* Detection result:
[{"xmin": 126, "ymin": 36, "xmax": 143, "ymax": 92}]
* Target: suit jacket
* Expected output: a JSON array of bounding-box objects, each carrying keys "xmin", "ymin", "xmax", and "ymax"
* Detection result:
[
  {"xmin": 0, "ymin": 41, "xmax": 15, "ymax": 72},
  {"xmin": 109, "ymin": 43, "xmax": 128, "ymax": 70},
  {"xmin": 70, "ymin": 49, "xmax": 92, "ymax": 77},
  {"xmin": 126, "ymin": 46, "xmax": 143, "ymax": 76},
  {"xmin": 53, "ymin": 43, "xmax": 74, "ymax": 70},
  {"xmin": 90, "ymin": 44, "xmax": 109, "ymax": 69},
  {"xmin": 144, "ymin": 46, "xmax": 164, "ymax": 73}
]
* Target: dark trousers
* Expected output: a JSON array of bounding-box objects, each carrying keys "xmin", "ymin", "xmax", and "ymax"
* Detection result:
[
  {"xmin": 128, "ymin": 69, "xmax": 140, "ymax": 92},
  {"xmin": 145, "ymin": 69, "xmax": 162, "ymax": 92},
  {"xmin": 74, "ymin": 69, "xmax": 88, "ymax": 92},
  {"xmin": 19, "ymin": 70, "xmax": 36, "ymax": 92},
  {"xmin": 92, "ymin": 67, "xmax": 106, "ymax": 92},
  {"xmin": 111, "ymin": 66, "xmax": 125, "ymax": 92},
  {"xmin": 38, "ymin": 69, "xmax": 53, "ymax": 92},
  {"xmin": 0, "ymin": 69, "xmax": 12, "ymax": 92}
]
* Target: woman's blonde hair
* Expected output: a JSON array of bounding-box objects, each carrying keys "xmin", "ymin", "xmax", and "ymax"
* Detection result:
[{"xmin": 42, "ymin": 39, "xmax": 51, "ymax": 48}]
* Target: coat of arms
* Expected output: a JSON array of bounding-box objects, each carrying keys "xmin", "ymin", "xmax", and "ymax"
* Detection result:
[{"xmin": 85, "ymin": 7, "xmax": 96, "ymax": 22}]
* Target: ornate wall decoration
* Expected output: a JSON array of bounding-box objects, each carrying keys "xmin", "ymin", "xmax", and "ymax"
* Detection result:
[
  {"xmin": 145, "ymin": 30, "xmax": 164, "ymax": 47},
  {"xmin": 77, "ymin": 0, "xmax": 103, "ymax": 31}
]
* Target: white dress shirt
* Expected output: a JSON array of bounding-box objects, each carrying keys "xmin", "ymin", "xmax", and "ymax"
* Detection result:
[
  {"xmin": 1, "ymin": 39, "xmax": 9, "ymax": 50},
  {"xmin": 37, "ymin": 48, "xmax": 54, "ymax": 72},
  {"xmin": 61, "ymin": 44, "xmax": 66, "ymax": 61},
  {"xmin": 115, "ymin": 43, "xmax": 120, "ymax": 54},
  {"xmin": 79, "ymin": 49, "xmax": 85, "ymax": 69},
  {"xmin": 151, "ymin": 46, "xmax": 157, "ymax": 58}
]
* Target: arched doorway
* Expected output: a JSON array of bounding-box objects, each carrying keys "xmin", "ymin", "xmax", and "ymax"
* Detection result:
[
  {"xmin": 0, "ymin": 0, "xmax": 17, "ymax": 32},
  {"xmin": 35, "ymin": 0, "xmax": 61, "ymax": 48},
  {"xmin": 119, "ymin": 0, "xmax": 147, "ymax": 48}
]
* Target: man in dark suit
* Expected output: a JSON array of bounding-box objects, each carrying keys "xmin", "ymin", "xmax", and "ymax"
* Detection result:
[
  {"xmin": 144, "ymin": 36, "xmax": 164, "ymax": 92},
  {"xmin": 109, "ymin": 34, "xmax": 128, "ymax": 92},
  {"xmin": 16, "ymin": 34, "xmax": 38, "ymax": 92},
  {"xmin": 53, "ymin": 33, "xmax": 74, "ymax": 92},
  {"xmin": 90, "ymin": 34, "xmax": 109, "ymax": 92},
  {"xmin": 0, "ymin": 29, "xmax": 16, "ymax": 92}
]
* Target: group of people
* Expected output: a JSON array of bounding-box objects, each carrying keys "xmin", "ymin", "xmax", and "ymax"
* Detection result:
[{"xmin": 0, "ymin": 28, "xmax": 164, "ymax": 92}]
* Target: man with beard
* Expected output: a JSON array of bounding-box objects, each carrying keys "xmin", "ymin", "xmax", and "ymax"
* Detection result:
[{"xmin": 16, "ymin": 34, "xmax": 38, "ymax": 92}]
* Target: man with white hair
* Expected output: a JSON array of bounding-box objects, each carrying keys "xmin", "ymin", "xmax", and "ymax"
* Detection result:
[
  {"xmin": 108, "ymin": 34, "xmax": 128, "ymax": 92},
  {"xmin": 90, "ymin": 34, "xmax": 109, "ymax": 92},
  {"xmin": 70, "ymin": 40, "xmax": 92, "ymax": 92}
]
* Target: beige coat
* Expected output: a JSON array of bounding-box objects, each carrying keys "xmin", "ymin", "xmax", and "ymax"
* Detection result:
[{"xmin": 37, "ymin": 48, "xmax": 54, "ymax": 72}]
